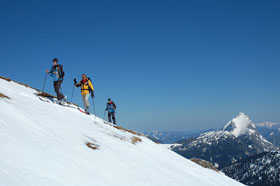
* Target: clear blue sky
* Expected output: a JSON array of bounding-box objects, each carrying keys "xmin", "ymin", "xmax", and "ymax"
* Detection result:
[{"xmin": 1, "ymin": 0, "xmax": 279, "ymax": 132}]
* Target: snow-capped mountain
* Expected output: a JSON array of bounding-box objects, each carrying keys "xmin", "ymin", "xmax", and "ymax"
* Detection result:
[
  {"xmin": 222, "ymin": 151, "xmax": 280, "ymax": 186},
  {"xmin": 256, "ymin": 122, "xmax": 280, "ymax": 147},
  {"xmin": 256, "ymin": 122, "xmax": 279, "ymax": 128},
  {"xmin": 223, "ymin": 112, "xmax": 257, "ymax": 137},
  {"xmin": 171, "ymin": 113, "xmax": 277, "ymax": 168},
  {"xmin": 0, "ymin": 76, "xmax": 243, "ymax": 186}
]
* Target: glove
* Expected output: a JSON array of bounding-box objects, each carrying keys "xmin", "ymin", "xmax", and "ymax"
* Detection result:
[
  {"xmin": 74, "ymin": 78, "xmax": 77, "ymax": 84},
  {"xmin": 91, "ymin": 91, "xmax": 94, "ymax": 98}
]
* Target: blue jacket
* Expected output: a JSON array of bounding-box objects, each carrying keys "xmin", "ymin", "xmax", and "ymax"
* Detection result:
[
  {"xmin": 106, "ymin": 102, "xmax": 116, "ymax": 113},
  {"xmin": 48, "ymin": 65, "xmax": 64, "ymax": 82}
]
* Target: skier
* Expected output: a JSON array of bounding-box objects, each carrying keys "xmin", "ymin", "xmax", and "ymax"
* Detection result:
[
  {"xmin": 74, "ymin": 74, "xmax": 94, "ymax": 115},
  {"xmin": 105, "ymin": 98, "xmax": 117, "ymax": 125},
  {"xmin": 46, "ymin": 58, "xmax": 66, "ymax": 103}
]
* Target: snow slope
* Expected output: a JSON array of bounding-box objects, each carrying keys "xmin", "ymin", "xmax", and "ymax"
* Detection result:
[{"xmin": 0, "ymin": 77, "xmax": 243, "ymax": 186}]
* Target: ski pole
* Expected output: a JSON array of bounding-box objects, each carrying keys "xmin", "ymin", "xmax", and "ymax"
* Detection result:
[
  {"xmin": 41, "ymin": 72, "xmax": 48, "ymax": 93},
  {"xmin": 103, "ymin": 110, "xmax": 106, "ymax": 120},
  {"xmin": 91, "ymin": 97, "xmax": 96, "ymax": 119},
  {"xmin": 70, "ymin": 83, "xmax": 75, "ymax": 102}
]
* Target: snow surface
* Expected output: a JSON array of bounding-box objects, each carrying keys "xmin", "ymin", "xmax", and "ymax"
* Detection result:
[
  {"xmin": 0, "ymin": 78, "xmax": 244, "ymax": 186},
  {"xmin": 223, "ymin": 112, "xmax": 255, "ymax": 137}
]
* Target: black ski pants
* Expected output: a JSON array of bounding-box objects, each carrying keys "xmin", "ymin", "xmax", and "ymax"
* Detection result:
[
  {"xmin": 54, "ymin": 80, "xmax": 64, "ymax": 100},
  {"xmin": 108, "ymin": 112, "xmax": 116, "ymax": 125}
]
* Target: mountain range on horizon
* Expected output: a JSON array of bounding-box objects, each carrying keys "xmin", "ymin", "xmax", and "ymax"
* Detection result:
[
  {"xmin": 172, "ymin": 112, "xmax": 278, "ymax": 166},
  {"xmin": 144, "ymin": 120, "xmax": 279, "ymax": 145},
  {"xmin": 255, "ymin": 121, "xmax": 280, "ymax": 128},
  {"xmin": 169, "ymin": 112, "xmax": 280, "ymax": 186}
]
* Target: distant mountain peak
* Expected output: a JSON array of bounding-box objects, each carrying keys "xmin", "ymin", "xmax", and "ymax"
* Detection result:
[
  {"xmin": 256, "ymin": 122, "xmax": 279, "ymax": 128},
  {"xmin": 223, "ymin": 113, "xmax": 256, "ymax": 137}
]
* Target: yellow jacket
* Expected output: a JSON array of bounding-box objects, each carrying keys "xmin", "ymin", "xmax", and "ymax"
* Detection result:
[{"xmin": 76, "ymin": 78, "xmax": 94, "ymax": 95}]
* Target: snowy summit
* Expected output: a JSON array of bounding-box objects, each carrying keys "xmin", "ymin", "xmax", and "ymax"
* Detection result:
[
  {"xmin": 0, "ymin": 76, "xmax": 243, "ymax": 186},
  {"xmin": 223, "ymin": 112, "xmax": 256, "ymax": 137}
]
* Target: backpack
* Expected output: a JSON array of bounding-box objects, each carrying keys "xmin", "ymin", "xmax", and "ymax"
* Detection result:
[
  {"xmin": 107, "ymin": 102, "xmax": 116, "ymax": 113},
  {"xmin": 58, "ymin": 65, "xmax": 65, "ymax": 79}
]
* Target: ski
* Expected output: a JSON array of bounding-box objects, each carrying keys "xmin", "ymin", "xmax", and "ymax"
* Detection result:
[
  {"xmin": 39, "ymin": 96, "xmax": 51, "ymax": 103},
  {"xmin": 39, "ymin": 96, "xmax": 76, "ymax": 109},
  {"xmin": 77, "ymin": 107, "xmax": 90, "ymax": 115},
  {"xmin": 39, "ymin": 96, "xmax": 93, "ymax": 116}
]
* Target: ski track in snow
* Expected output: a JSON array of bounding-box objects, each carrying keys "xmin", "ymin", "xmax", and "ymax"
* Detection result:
[{"xmin": 0, "ymin": 78, "xmax": 244, "ymax": 186}]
